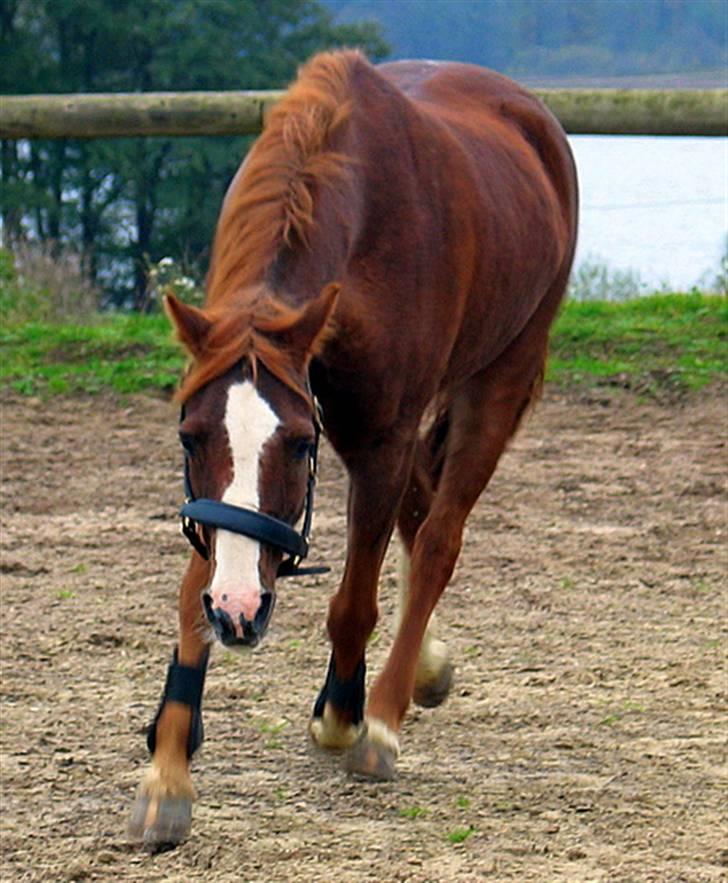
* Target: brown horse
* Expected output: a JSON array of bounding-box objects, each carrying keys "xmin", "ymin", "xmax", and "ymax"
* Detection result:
[{"xmin": 129, "ymin": 49, "xmax": 578, "ymax": 847}]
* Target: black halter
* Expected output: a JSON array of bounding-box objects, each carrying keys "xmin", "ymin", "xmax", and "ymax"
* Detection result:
[{"xmin": 178, "ymin": 396, "xmax": 329, "ymax": 578}]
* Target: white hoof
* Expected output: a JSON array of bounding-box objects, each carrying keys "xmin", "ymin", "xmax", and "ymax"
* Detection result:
[{"xmin": 309, "ymin": 702, "xmax": 362, "ymax": 751}]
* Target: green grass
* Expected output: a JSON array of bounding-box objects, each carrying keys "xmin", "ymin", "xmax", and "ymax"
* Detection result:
[
  {"xmin": 399, "ymin": 806, "xmax": 429, "ymax": 820},
  {"xmin": 0, "ymin": 293, "xmax": 724, "ymax": 397},
  {"xmin": 0, "ymin": 313, "xmax": 183, "ymax": 396},
  {"xmin": 549, "ymin": 293, "xmax": 727, "ymax": 393},
  {"xmin": 446, "ymin": 826, "xmax": 475, "ymax": 844}
]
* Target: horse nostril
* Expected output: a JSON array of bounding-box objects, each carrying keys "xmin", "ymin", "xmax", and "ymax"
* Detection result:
[
  {"xmin": 255, "ymin": 590, "xmax": 274, "ymax": 630},
  {"xmin": 202, "ymin": 594, "xmax": 238, "ymax": 644}
]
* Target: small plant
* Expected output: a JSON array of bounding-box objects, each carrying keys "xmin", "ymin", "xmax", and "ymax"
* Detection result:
[
  {"xmin": 446, "ymin": 826, "xmax": 475, "ymax": 844},
  {"xmin": 568, "ymin": 257, "xmax": 648, "ymax": 302},
  {"xmin": 600, "ymin": 701, "xmax": 645, "ymax": 726},
  {"xmin": 0, "ymin": 242, "xmax": 100, "ymax": 322},
  {"xmin": 142, "ymin": 255, "xmax": 203, "ymax": 312},
  {"xmin": 56, "ymin": 589, "xmax": 76, "ymax": 600},
  {"xmin": 399, "ymin": 806, "xmax": 429, "ymax": 820},
  {"xmin": 258, "ymin": 718, "xmax": 289, "ymax": 749},
  {"xmin": 456, "ymin": 796, "xmax": 471, "ymax": 810},
  {"xmin": 707, "ymin": 235, "xmax": 728, "ymax": 295}
]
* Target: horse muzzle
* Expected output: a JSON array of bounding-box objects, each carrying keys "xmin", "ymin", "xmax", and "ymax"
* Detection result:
[{"xmin": 202, "ymin": 589, "xmax": 275, "ymax": 648}]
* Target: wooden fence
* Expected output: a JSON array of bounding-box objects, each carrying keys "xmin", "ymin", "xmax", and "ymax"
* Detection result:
[{"xmin": 1, "ymin": 89, "xmax": 726, "ymax": 138}]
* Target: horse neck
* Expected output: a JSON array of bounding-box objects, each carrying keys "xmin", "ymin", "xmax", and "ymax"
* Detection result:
[
  {"xmin": 266, "ymin": 149, "xmax": 365, "ymax": 308},
  {"xmin": 266, "ymin": 186, "xmax": 356, "ymax": 305},
  {"xmin": 267, "ymin": 69, "xmax": 413, "ymax": 307}
]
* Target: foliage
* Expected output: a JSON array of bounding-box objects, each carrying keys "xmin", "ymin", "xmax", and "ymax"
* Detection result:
[
  {"xmin": 568, "ymin": 258, "xmax": 650, "ymax": 302},
  {"xmin": 0, "ymin": 0, "xmax": 389, "ymax": 307},
  {"xmin": 0, "ymin": 243, "xmax": 99, "ymax": 322},
  {"xmin": 324, "ymin": 0, "xmax": 726, "ymax": 77},
  {"xmin": 707, "ymin": 235, "xmax": 728, "ymax": 296},
  {"xmin": 140, "ymin": 256, "xmax": 204, "ymax": 312},
  {"xmin": 1, "ymin": 293, "xmax": 724, "ymax": 398}
]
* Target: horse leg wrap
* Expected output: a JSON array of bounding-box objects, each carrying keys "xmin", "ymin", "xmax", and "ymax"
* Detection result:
[
  {"xmin": 313, "ymin": 654, "xmax": 366, "ymax": 724},
  {"xmin": 147, "ymin": 646, "xmax": 209, "ymax": 759}
]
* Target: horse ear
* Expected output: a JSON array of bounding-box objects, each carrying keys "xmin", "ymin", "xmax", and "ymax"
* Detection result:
[
  {"xmin": 283, "ymin": 282, "xmax": 340, "ymax": 359},
  {"xmin": 164, "ymin": 294, "xmax": 212, "ymax": 356}
]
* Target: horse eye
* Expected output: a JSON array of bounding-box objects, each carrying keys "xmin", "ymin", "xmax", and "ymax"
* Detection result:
[
  {"xmin": 179, "ymin": 431, "xmax": 196, "ymax": 455},
  {"xmin": 292, "ymin": 438, "xmax": 314, "ymax": 460}
]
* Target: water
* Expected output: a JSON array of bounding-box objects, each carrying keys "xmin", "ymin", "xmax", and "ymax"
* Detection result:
[{"xmin": 569, "ymin": 136, "xmax": 727, "ymax": 291}]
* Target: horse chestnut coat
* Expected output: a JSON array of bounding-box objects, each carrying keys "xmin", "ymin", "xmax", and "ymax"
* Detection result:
[{"xmin": 129, "ymin": 49, "xmax": 578, "ymax": 848}]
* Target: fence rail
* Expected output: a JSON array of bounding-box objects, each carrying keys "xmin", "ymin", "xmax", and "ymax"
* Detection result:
[{"xmin": 1, "ymin": 89, "xmax": 726, "ymax": 139}]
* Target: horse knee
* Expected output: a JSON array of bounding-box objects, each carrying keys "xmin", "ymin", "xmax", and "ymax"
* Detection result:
[{"xmin": 326, "ymin": 593, "xmax": 378, "ymax": 653}]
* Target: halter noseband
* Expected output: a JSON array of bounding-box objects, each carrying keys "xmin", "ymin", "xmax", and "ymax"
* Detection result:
[{"xmin": 178, "ymin": 394, "xmax": 328, "ymax": 579}]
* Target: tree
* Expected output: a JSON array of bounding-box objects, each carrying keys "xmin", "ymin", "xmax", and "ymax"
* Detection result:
[{"xmin": 0, "ymin": 0, "xmax": 388, "ymax": 306}]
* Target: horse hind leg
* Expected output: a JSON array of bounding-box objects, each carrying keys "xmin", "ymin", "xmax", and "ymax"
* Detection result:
[
  {"xmin": 395, "ymin": 435, "xmax": 454, "ymax": 709},
  {"xmin": 347, "ymin": 322, "xmax": 552, "ymax": 781}
]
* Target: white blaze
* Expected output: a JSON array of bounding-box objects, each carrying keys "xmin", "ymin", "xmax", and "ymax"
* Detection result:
[{"xmin": 208, "ymin": 381, "xmax": 280, "ymax": 621}]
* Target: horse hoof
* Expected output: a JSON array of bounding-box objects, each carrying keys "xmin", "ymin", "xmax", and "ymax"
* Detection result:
[
  {"xmin": 344, "ymin": 719, "xmax": 399, "ymax": 781},
  {"xmin": 309, "ymin": 702, "xmax": 362, "ymax": 752},
  {"xmin": 128, "ymin": 794, "xmax": 192, "ymax": 851},
  {"xmin": 413, "ymin": 659, "xmax": 454, "ymax": 708}
]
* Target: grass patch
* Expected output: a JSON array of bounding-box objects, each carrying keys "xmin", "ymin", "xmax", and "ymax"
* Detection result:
[
  {"xmin": 0, "ymin": 314, "xmax": 183, "ymax": 396},
  {"xmin": 446, "ymin": 826, "xmax": 475, "ymax": 844},
  {"xmin": 0, "ymin": 293, "xmax": 724, "ymax": 398},
  {"xmin": 549, "ymin": 293, "xmax": 726, "ymax": 394},
  {"xmin": 399, "ymin": 806, "xmax": 429, "ymax": 820}
]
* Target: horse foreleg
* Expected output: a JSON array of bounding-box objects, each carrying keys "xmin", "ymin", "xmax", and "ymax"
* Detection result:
[
  {"xmin": 309, "ymin": 443, "xmax": 411, "ymax": 758},
  {"xmin": 129, "ymin": 552, "xmax": 211, "ymax": 849}
]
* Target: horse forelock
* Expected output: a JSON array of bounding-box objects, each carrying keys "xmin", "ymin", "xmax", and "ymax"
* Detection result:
[
  {"xmin": 175, "ymin": 295, "xmax": 314, "ymax": 406},
  {"xmin": 206, "ymin": 49, "xmax": 362, "ymax": 304}
]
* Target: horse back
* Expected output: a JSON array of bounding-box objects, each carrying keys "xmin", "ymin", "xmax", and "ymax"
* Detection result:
[{"xmin": 334, "ymin": 59, "xmax": 577, "ymax": 395}]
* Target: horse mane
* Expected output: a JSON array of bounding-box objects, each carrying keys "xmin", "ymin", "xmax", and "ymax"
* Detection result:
[
  {"xmin": 205, "ymin": 49, "xmax": 362, "ymax": 302},
  {"xmin": 175, "ymin": 50, "xmax": 365, "ymax": 403}
]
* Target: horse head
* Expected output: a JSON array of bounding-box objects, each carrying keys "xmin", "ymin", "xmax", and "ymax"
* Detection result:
[{"xmin": 164, "ymin": 284, "xmax": 338, "ymax": 648}]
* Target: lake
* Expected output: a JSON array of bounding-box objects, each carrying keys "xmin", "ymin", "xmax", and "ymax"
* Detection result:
[{"xmin": 569, "ymin": 136, "xmax": 727, "ymax": 291}]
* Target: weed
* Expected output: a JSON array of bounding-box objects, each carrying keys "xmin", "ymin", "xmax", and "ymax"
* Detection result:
[
  {"xmin": 259, "ymin": 720, "xmax": 289, "ymax": 736},
  {"xmin": 399, "ymin": 806, "xmax": 429, "ymax": 820},
  {"xmin": 0, "ymin": 243, "xmax": 100, "ymax": 323},
  {"xmin": 446, "ymin": 826, "xmax": 475, "ymax": 844},
  {"xmin": 56, "ymin": 589, "xmax": 75, "ymax": 600},
  {"xmin": 600, "ymin": 701, "xmax": 645, "ymax": 726}
]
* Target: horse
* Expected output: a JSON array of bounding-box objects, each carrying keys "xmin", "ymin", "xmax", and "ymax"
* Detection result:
[{"xmin": 128, "ymin": 49, "xmax": 578, "ymax": 848}]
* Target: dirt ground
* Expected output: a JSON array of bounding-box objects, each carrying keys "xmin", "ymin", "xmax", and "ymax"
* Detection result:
[{"xmin": 0, "ymin": 383, "xmax": 725, "ymax": 883}]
